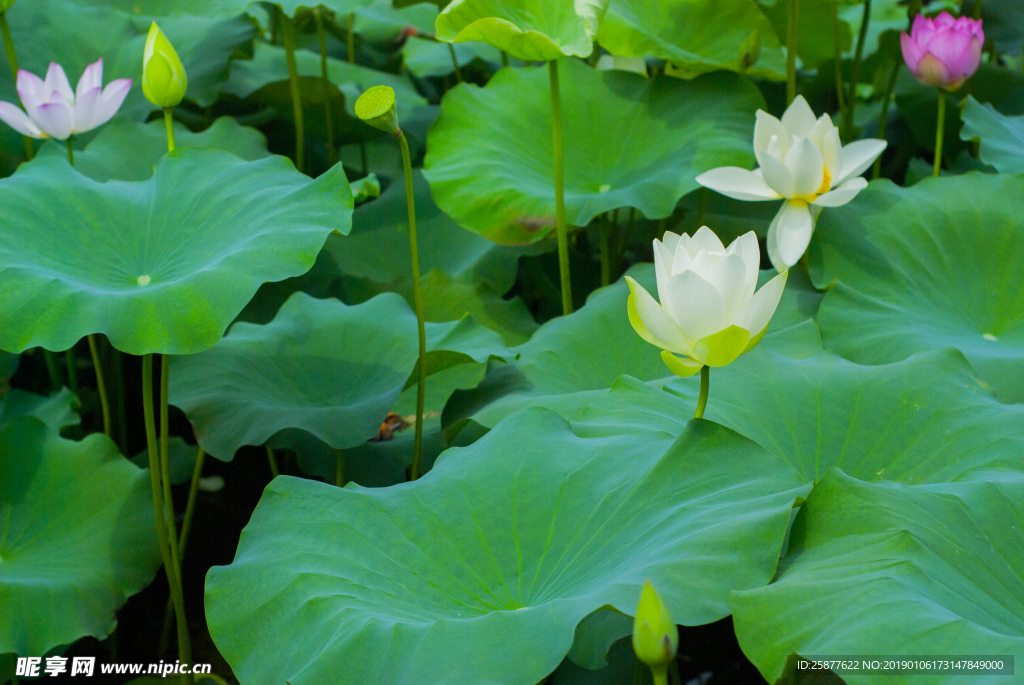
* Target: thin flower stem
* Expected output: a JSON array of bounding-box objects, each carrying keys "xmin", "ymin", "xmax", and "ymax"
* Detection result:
[
  {"xmin": 501, "ymin": 50, "xmax": 509, "ymax": 67},
  {"xmin": 833, "ymin": 7, "xmax": 848, "ymax": 137},
  {"xmin": 87, "ymin": 335, "xmax": 111, "ymax": 437},
  {"xmin": 694, "ymin": 365, "xmax": 710, "ymax": 419},
  {"xmin": 266, "ymin": 444, "xmax": 280, "ymax": 478},
  {"xmin": 786, "ymin": 0, "xmax": 800, "ymax": 104},
  {"xmin": 178, "ymin": 447, "xmax": 205, "ymax": 560},
  {"xmin": 159, "ymin": 354, "xmax": 185, "ymax": 614},
  {"xmin": 315, "ymin": 9, "xmax": 336, "ymax": 166},
  {"xmin": 934, "ymin": 89, "xmax": 946, "ymax": 177},
  {"xmin": 845, "ymin": 0, "xmax": 871, "ymax": 141},
  {"xmin": 65, "ymin": 347, "xmax": 77, "ymax": 395},
  {"xmin": 973, "ymin": 0, "xmax": 982, "ymax": 20},
  {"xmin": 347, "ymin": 12, "xmax": 356, "ymax": 64},
  {"xmin": 397, "ymin": 132, "xmax": 427, "ymax": 480},
  {"xmin": 66, "ymin": 137, "xmax": 73, "ymax": 165},
  {"xmin": 448, "ymin": 43, "xmax": 463, "ymax": 82},
  {"xmin": 281, "ymin": 10, "xmax": 305, "ymax": 173},
  {"xmin": 0, "ymin": 12, "xmax": 33, "ymax": 160},
  {"xmin": 872, "ymin": 60, "xmax": 899, "ymax": 179},
  {"xmin": 549, "ymin": 60, "xmax": 573, "ymax": 316},
  {"xmin": 142, "ymin": 355, "xmax": 193, "ymax": 681},
  {"xmin": 163, "ymin": 108, "xmax": 176, "ymax": 152},
  {"xmin": 652, "ymin": 668, "xmax": 669, "ymax": 685},
  {"xmin": 335, "ymin": 448, "xmax": 345, "ymax": 487},
  {"xmin": 42, "ymin": 348, "xmax": 61, "ymax": 392},
  {"xmin": 599, "ymin": 212, "xmax": 610, "ymax": 287}
]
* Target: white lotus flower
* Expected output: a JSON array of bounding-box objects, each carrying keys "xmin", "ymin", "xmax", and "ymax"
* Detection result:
[
  {"xmin": 695, "ymin": 96, "xmax": 886, "ymax": 271},
  {"xmin": 0, "ymin": 60, "xmax": 131, "ymax": 141},
  {"xmin": 626, "ymin": 227, "xmax": 788, "ymax": 377}
]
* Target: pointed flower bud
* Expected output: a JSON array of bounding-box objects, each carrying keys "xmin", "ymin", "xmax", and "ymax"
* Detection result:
[
  {"xmin": 633, "ymin": 580, "xmax": 678, "ymax": 671},
  {"xmin": 143, "ymin": 22, "xmax": 187, "ymax": 108},
  {"xmin": 354, "ymin": 85, "xmax": 399, "ymax": 136}
]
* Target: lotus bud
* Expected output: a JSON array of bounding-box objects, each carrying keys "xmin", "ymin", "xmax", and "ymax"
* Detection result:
[
  {"xmin": 901, "ymin": 12, "xmax": 983, "ymax": 92},
  {"xmin": 632, "ymin": 580, "xmax": 678, "ymax": 673},
  {"xmin": 143, "ymin": 22, "xmax": 187, "ymax": 107},
  {"xmin": 355, "ymin": 85, "xmax": 400, "ymax": 136}
]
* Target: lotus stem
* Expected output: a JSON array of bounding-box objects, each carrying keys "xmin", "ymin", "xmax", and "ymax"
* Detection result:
[
  {"xmin": 159, "ymin": 354, "xmax": 183, "ymax": 596},
  {"xmin": 833, "ymin": 7, "xmax": 848, "ymax": 138},
  {"xmin": 652, "ymin": 668, "xmax": 669, "ymax": 685},
  {"xmin": 973, "ymin": 0, "xmax": 982, "ymax": 20},
  {"xmin": 873, "ymin": 60, "xmax": 899, "ymax": 179},
  {"xmin": 87, "ymin": 335, "xmax": 111, "ymax": 437},
  {"xmin": 315, "ymin": 9, "xmax": 337, "ymax": 166},
  {"xmin": 845, "ymin": 0, "xmax": 871, "ymax": 141},
  {"xmin": 65, "ymin": 348, "xmax": 77, "ymax": 395},
  {"xmin": 549, "ymin": 60, "xmax": 573, "ymax": 315},
  {"xmin": 347, "ymin": 12, "xmax": 356, "ymax": 64},
  {"xmin": 694, "ymin": 365, "xmax": 710, "ymax": 419},
  {"xmin": 786, "ymin": 0, "xmax": 800, "ymax": 104},
  {"xmin": 266, "ymin": 444, "xmax": 280, "ymax": 478},
  {"xmin": 281, "ymin": 10, "xmax": 305, "ymax": 173},
  {"xmin": 142, "ymin": 354, "xmax": 193, "ymax": 681},
  {"xmin": 0, "ymin": 12, "xmax": 33, "ymax": 160},
  {"xmin": 397, "ymin": 131, "xmax": 427, "ymax": 480},
  {"xmin": 448, "ymin": 43, "xmax": 463, "ymax": 82},
  {"xmin": 66, "ymin": 137, "xmax": 74, "ymax": 165},
  {"xmin": 335, "ymin": 448, "xmax": 345, "ymax": 487},
  {"xmin": 934, "ymin": 89, "xmax": 946, "ymax": 177},
  {"xmin": 599, "ymin": 212, "xmax": 610, "ymax": 286},
  {"xmin": 908, "ymin": 0, "xmax": 921, "ymax": 23},
  {"xmin": 163, "ymin": 107, "xmax": 176, "ymax": 152},
  {"xmin": 501, "ymin": 50, "xmax": 509, "ymax": 67},
  {"xmin": 41, "ymin": 348, "xmax": 62, "ymax": 391}
]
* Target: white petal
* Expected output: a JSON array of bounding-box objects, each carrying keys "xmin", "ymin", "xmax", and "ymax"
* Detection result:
[
  {"xmin": 16, "ymin": 69, "xmax": 45, "ymax": 113},
  {"xmin": 33, "ymin": 101, "xmax": 73, "ymax": 139},
  {"xmin": 757, "ymin": 150, "xmax": 795, "ymax": 198},
  {"xmin": 808, "ymin": 114, "xmax": 833, "ymax": 149},
  {"xmin": 726, "ymin": 231, "xmax": 761, "ymax": 303},
  {"xmin": 654, "ymin": 239, "xmax": 675, "ymax": 312},
  {"xmin": 658, "ymin": 231, "xmax": 681, "ymax": 256},
  {"xmin": 708, "ymin": 252, "xmax": 749, "ymax": 323},
  {"xmin": 72, "ymin": 86, "xmax": 99, "ymax": 133},
  {"xmin": 75, "ymin": 59, "xmax": 103, "ymax": 103},
  {"xmin": 696, "ymin": 167, "xmax": 780, "ymax": 201},
  {"xmin": 0, "ymin": 101, "xmax": 42, "ymax": 137},
  {"xmin": 785, "ymin": 137, "xmax": 825, "ymax": 198},
  {"xmin": 733, "ymin": 270, "xmax": 789, "ymax": 336},
  {"xmin": 811, "ymin": 177, "xmax": 867, "ymax": 208},
  {"xmin": 781, "ymin": 95, "xmax": 817, "ymax": 138},
  {"xmin": 690, "ymin": 249, "xmax": 714, "ymax": 281},
  {"xmin": 88, "ymin": 79, "xmax": 132, "ymax": 131},
  {"xmin": 663, "ymin": 270, "xmax": 727, "ymax": 345},
  {"xmin": 821, "ymin": 127, "xmax": 841, "ymax": 181},
  {"xmin": 625, "ymin": 276, "xmax": 692, "ymax": 356},
  {"xmin": 753, "ymin": 110, "xmax": 788, "ymax": 155},
  {"xmin": 835, "ymin": 139, "xmax": 887, "ymax": 185},
  {"xmin": 44, "ymin": 62, "xmax": 74, "ymax": 104},
  {"xmin": 766, "ymin": 135, "xmax": 784, "ymax": 160},
  {"xmin": 766, "ymin": 201, "xmax": 814, "ymax": 270},
  {"xmin": 691, "ymin": 226, "xmax": 726, "ymax": 255}
]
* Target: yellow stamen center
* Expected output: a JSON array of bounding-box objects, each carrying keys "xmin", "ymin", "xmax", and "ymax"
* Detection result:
[{"xmin": 796, "ymin": 165, "xmax": 831, "ymax": 203}]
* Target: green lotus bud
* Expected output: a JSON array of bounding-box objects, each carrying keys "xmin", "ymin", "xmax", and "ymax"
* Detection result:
[
  {"xmin": 354, "ymin": 85, "xmax": 400, "ymax": 136},
  {"xmin": 632, "ymin": 580, "xmax": 678, "ymax": 672},
  {"xmin": 143, "ymin": 22, "xmax": 187, "ymax": 108}
]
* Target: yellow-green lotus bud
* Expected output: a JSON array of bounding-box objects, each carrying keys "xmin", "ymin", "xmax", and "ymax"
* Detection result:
[
  {"xmin": 632, "ymin": 580, "xmax": 678, "ymax": 671},
  {"xmin": 143, "ymin": 22, "xmax": 187, "ymax": 108},
  {"xmin": 354, "ymin": 85, "xmax": 400, "ymax": 136}
]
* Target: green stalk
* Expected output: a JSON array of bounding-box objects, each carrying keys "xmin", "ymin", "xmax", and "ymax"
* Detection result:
[
  {"xmin": 281, "ymin": 11, "xmax": 305, "ymax": 173},
  {"xmin": 908, "ymin": 0, "xmax": 921, "ymax": 23},
  {"xmin": 652, "ymin": 668, "xmax": 668, "ymax": 685},
  {"xmin": 599, "ymin": 212, "xmax": 610, "ymax": 287},
  {"xmin": 41, "ymin": 348, "xmax": 62, "ymax": 391},
  {"xmin": 845, "ymin": 0, "xmax": 871, "ymax": 141},
  {"xmin": 397, "ymin": 131, "xmax": 427, "ymax": 480},
  {"xmin": 163, "ymin": 108, "xmax": 176, "ymax": 151},
  {"xmin": 549, "ymin": 60, "xmax": 573, "ymax": 315},
  {"xmin": 266, "ymin": 444, "xmax": 280, "ymax": 478},
  {"xmin": 65, "ymin": 347, "xmax": 77, "ymax": 395},
  {"xmin": 159, "ymin": 354, "xmax": 183, "ymax": 595},
  {"xmin": 0, "ymin": 12, "xmax": 33, "ymax": 160},
  {"xmin": 347, "ymin": 12, "xmax": 356, "ymax": 64},
  {"xmin": 315, "ymin": 9, "xmax": 336, "ymax": 166},
  {"xmin": 66, "ymin": 137, "xmax": 73, "ymax": 164},
  {"xmin": 501, "ymin": 50, "xmax": 509, "ymax": 67},
  {"xmin": 833, "ymin": 7, "xmax": 848, "ymax": 138},
  {"xmin": 178, "ymin": 447, "xmax": 205, "ymax": 560},
  {"xmin": 973, "ymin": 0, "xmax": 982, "ymax": 20},
  {"xmin": 694, "ymin": 365, "xmax": 710, "ymax": 419},
  {"xmin": 786, "ymin": 0, "xmax": 800, "ymax": 104},
  {"xmin": 335, "ymin": 448, "xmax": 345, "ymax": 487},
  {"xmin": 87, "ymin": 335, "xmax": 111, "ymax": 436},
  {"xmin": 872, "ymin": 60, "xmax": 899, "ymax": 179},
  {"xmin": 142, "ymin": 355, "xmax": 193, "ymax": 682},
  {"xmin": 448, "ymin": 43, "xmax": 463, "ymax": 83},
  {"xmin": 934, "ymin": 89, "xmax": 946, "ymax": 177}
]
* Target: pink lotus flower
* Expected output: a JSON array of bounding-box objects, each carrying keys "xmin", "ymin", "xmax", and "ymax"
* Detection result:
[
  {"xmin": 901, "ymin": 12, "xmax": 983, "ymax": 92},
  {"xmin": 0, "ymin": 59, "xmax": 131, "ymax": 140}
]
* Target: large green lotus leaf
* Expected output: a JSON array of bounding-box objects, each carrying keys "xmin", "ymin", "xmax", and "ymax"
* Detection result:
[
  {"xmin": 419, "ymin": 271, "xmax": 539, "ymax": 346},
  {"xmin": 960, "ymin": 95, "xmax": 1024, "ymax": 174},
  {"xmin": 0, "ymin": 0, "xmax": 253, "ymax": 119},
  {"xmin": 168, "ymin": 292, "xmax": 508, "ymax": 460},
  {"xmin": 0, "ymin": 389, "xmax": 80, "ymax": 433},
  {"xmin": 219, "ymin": 42, "xmax": 426, "ymax": 118},
  {"xmin": 597, "ymin": 0, "xmax": 786, "ymax": 80},
  {"xmin": 811, "ymin": 174, "xmax": 1024, "ymax": 403},
  {"xmin": 35, "ymin": 117, "xmax": 269, "ymax": 182},
  {"xmin": 423, "ymin": 59, "xmax": 762, "ymax": 245},
  {"xmin": 575, "ymin": 347, "xmax": 1024, "ymax": 485},
  {"xmin": 732, "ymin": 471, "xmax": 1024, "ymax": 685},
  {"xmin": 0, "ymin": 417, "xmax": 160, "ymax": 655},
  {"xmin": 401, "ymin": 36, "xmax": 502, "ymax": 77},
  {"xmin": 435, "ymin": 0, "xmax": 605, "ymax": 61},
  {"xmin": 0, "ymin": 150, "xmax": 353, "ymax": 356},
  {"xmin": 354, "ymin": 0, "xmax": 440, "ymax": 43},
  {"xmin": 205, "ymin": 408, "xmax": 808, "ymax": 685}
]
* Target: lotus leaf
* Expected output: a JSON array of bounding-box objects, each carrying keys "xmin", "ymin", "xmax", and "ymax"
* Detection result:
[{"xmin": 960, "ymin": 95, "xmax": 1024, "ymax": 174}]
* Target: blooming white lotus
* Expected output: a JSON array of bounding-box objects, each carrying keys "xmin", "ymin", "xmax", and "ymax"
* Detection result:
[
  {"xmin": 0, "ymin": 60, "xmax": 131, "ymax": 141},
  {"xmin": 695, "ymin": 96, "xmax": 886, "ymax": 272},
  {"xmin": 627, "ymin": 227, "xmax": 787, "ymax": 378}
]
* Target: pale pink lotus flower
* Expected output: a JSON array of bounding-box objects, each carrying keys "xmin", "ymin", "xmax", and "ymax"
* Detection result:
[
  {"xmin": 901, "ymin": 12, "xmax": 984, "ymax": 92},
  {"xmin": 0, "ymin": 59, "xmax": 132, "ymax": 140}
]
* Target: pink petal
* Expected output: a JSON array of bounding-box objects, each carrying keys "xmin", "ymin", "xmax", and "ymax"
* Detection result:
[
  {"xmin": 0, "ymin": 101, "xmax": 43, "ymax": 138},
  {"xmin": 901, "ymin": 31, "xmax": 924, "ymax": 73},
  {"xmin": 34, "ymin": 101, "xmax": 73, "ymax": 139},
  {"xmin": 911, "ymin": 14, "xmax": 936, "ymax": 46},
  {"xmin": 934, "ymin": 11, "xmax": 956, "ymax": 29},
  {"xmin": 927, "ymin": 28, "xmax": 974, "ymax": 78},
  {"xmin": 72, "ymin": 85, "xmax": 100, "ymax": 132},
  {"xmin": 76, "ymin": 58, "xmax": 103, "ymax": 103},
  {"xmin": 44, "ymin": 62, "xmax": 74, "ymax": 104},
  {"xmin": 971, "ymin": 19, "xmax": 984, "ymax": 41},
  {"xmin": 16, "ymin": 69, "xmax": 46, "ymax": 111},
  {"xmin": 89, "ymin": 79, "xmax": 131, "ymax": 130}
]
